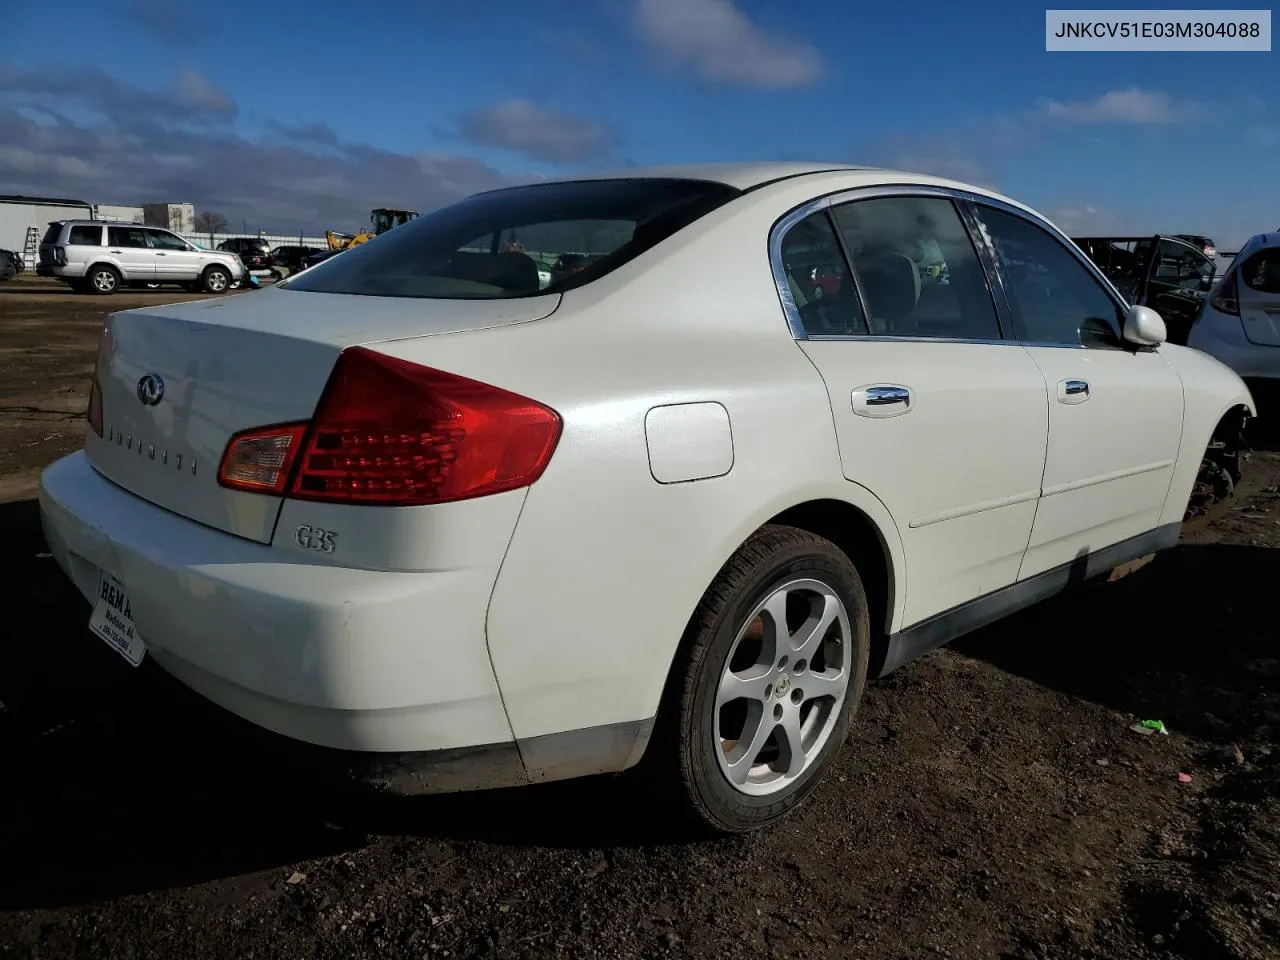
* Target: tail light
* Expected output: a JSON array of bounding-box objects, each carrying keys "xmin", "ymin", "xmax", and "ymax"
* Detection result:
[
  {"xmin": 218, "ymin": 346, "xmax": 562, "ymax": 506},
  {"xmin": 54, "ymin": 245, "xmax": 67, "ymax": 266},
  {"xmin": 1210, "ymin": 267, "xmax": 1240, "ymax": 317}
]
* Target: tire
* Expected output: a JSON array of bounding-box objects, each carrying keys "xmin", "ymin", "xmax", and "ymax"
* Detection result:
[
  {"xmin": 85, "ymin": 265, "xmax": 120, "ymax": 295},
  {"xmin": 202, "ymin": 265, "xmax": 232, "ymax": 294},
  {"xmin": 650, "ymin": 524, "xmax": 870, "ymax": 834}
]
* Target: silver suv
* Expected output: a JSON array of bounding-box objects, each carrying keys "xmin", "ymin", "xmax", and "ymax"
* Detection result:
[{"xmin": 37, "ymin": 220, "xmax": 245, "ymax": 295}]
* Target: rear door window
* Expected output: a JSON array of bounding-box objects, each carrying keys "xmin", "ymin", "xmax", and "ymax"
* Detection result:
[
  {"xmin": 67, "ymin": 225, "xmax": 103, "ymax": 246},
  {"xmin": 285, "ymin": 178, "xmax": 742, "ymax": 299},
  {"xmin": 831, "ymin": 195, "xmax": 1004, "ymax": 340},
  {"xmin": 1240, "ymin": 248, "xmax": 1280, "ymax": 296},
  {"xmin": 108, "ymin": 226, "xmax": 150, "ymax": 248}
]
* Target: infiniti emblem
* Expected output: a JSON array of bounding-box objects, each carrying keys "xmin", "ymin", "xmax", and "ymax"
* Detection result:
[{"xmin": 137, "ymin": 374, "xmax": 165, "ymax": 406}]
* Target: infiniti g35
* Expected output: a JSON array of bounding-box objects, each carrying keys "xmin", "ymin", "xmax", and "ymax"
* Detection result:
[{"xmin": 40, "ymin": 163, "xmax": 1254, "ymax": 832}]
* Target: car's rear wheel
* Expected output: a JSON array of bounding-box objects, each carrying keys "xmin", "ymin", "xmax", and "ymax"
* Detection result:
[
  {"xmin": 202, "ymin": 265, "xmax": 232, "ymax": 294},
  {"xmin": 653, "ymin": 525, "xmax": 870, "ymax": 834},
  {"xmin": 85, "ymin": 265, "xmax": 120, "ymax": 295}
]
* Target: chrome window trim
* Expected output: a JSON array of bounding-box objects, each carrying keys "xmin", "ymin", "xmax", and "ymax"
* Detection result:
[{"xmin": 768, "ymin": 183, "xmax": 1133, "ymax": 348}]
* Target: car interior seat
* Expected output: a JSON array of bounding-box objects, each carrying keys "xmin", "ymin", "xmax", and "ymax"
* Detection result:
[
  {"xmin": 857, "ymin": 252, "xmax": 921, "ymax": 335},
  {"xmin": 444, "ymin": 251, "xmax": 540, "ymax": 295}
]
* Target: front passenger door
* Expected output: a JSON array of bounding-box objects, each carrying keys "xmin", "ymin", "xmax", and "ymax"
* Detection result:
[
  {"xmin": 970, "ymin": 203, "xmax": 1185, "ymax": 581},
  {"xmin": 147, "ymin": 229, "xmax": 202, "ymax": 281}
]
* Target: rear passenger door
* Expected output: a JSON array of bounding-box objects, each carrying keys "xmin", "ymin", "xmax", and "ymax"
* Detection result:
[
  {"xmin": 106, "ymin": 226, "xmax": 156, "ymax": 281},
  {"xmin": 778, "ymin": 189, "xmax": 1050, "ymax": 628},
  {"xmin": 967, "ymin": 201, "xmax": 1184, "ymax": 580}
]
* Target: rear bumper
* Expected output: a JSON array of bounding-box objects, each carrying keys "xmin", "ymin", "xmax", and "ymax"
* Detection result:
[{"xmin": 38, "ymin": 450, "xmax": 523, "ymax": 791}]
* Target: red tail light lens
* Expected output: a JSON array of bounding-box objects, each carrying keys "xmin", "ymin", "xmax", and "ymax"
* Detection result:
[
  {"xmin": 1210, "ymin": 267, "xmax": 1240, "ymax": 316},
  {"xmin": 218, "ymin": 424, "xmax": 307, "ymax": 494},
  {"xmin": 216, "ymin": 347, "xmax": 562, "ymax": 506}
]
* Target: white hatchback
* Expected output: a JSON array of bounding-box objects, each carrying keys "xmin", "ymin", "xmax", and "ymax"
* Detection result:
[
  {"xmin": 40, "ymin": 164, "xmax": 1255, "ymax": 832},
  {"xmin": 1188, "ymin": 232, "xmax": 1280, "ymax": 383}
]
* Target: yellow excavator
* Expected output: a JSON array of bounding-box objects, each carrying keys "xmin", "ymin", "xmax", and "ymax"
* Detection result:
[{"xmin": 325, "ymin": 207, "xmax": 420, "ymax": 252}]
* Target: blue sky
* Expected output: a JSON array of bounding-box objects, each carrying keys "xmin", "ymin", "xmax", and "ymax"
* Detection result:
[{"xmin": 1, "ymin": 0, "xmax": 1275, "ymax": 247}]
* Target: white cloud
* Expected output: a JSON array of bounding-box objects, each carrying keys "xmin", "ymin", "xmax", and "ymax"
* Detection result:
[
  {"xmin": 1036, "ymin": 88, "xmax": 1189, "ymax": 124},
  {"xmin": 456, "ymin": 99, "xmax": 620, "ymax": 164},
  {"xmin": 633, "ymin": 0, "xmax": 823, "ymax": 88},
  {"xmin": 0, "ymin": 68, "xmax": 520, "ymax": 234}
]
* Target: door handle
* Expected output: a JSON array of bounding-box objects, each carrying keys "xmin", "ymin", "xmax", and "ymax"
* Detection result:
[
  {"xmin": 109, "ymin": 249, "xmax": 122, "ymax": 254},
  {"xmin": 853, "ymin": 384, "xmax": 913, "ymax": 418},
  {"xmin": 1058, "ymin": 379, "xmax": 1090, "ymax": 404},
  {"xmin": 155, "ymin": 252, "xmax": 167, "ymax": 256}
]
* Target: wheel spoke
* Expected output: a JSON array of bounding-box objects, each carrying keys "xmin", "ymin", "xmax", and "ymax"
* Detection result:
[
  {"xmin": 791, "ymin": 592, "xmax": 839, "ymax": 659},
  {"xmin": 761, "ymin": 589, "xmax": 790, "ymax": 658},
  {"xmin": 804, "ymin": 667, "xmax": 845, "ymax": 701},
  {"xmin": 717, "ymin": 667, "xmax": 772, "ymax": 708},
  {"xmin": 725, "ymin": 711, "xmax": 776, "ymax": 784},
  {"xmin": 779, "ymin": 710, "xmax": 807, "ymax": 778}
]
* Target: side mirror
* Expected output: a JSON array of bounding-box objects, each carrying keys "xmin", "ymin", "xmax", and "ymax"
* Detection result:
[{"xmin": 1124, "ymin": 304, "xmax": 1167, "ymax": 347}]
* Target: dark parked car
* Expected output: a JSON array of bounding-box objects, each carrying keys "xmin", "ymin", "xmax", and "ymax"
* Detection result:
[
  {"xmin": 1072, "ymin": 234, "xmax": 1216, "ymax": 344},
  {"xmin": 270, "ymin": 245, "xmax": 323, "ymax": 272},
  {"xmin": 216, "ymin": 237, "xmax": 274, "ymax": 272},
  {"xmin": 0, "ymin": 248, "xmax": 21, "ymax": 281},
  {"xmin": 1173, "ymin": 234, "xmax": 1217, "ymax": 258}
]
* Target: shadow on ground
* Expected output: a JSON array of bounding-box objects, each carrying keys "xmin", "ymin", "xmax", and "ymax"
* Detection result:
[
  {"xmin": 4, "ymin": 477, "xmax": 1278, "ymax": 910},
  {"xmin": 954, "ymin": 540, "xmax": 1279, "ymax": 747},
  {"xmin": 0, "ymin": 498, "xmax": 689, "ymax": 911}
]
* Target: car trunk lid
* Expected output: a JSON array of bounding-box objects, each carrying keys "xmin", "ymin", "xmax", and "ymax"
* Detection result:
[{"xmin": 85, "ymin": 287, "xmax": 560, "ymax": 543}]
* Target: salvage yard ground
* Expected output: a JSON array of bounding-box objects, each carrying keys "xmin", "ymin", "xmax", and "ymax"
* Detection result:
[{"xmin": 1, "ymin": 274, "xmax": 1278, "ymax": 960}]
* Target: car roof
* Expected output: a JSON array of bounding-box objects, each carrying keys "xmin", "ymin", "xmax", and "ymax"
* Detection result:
[
  {"xmin": 1237, "ymin": 231, "xmax": 1280, "ymax": 255},
  {"xmin": 508, "ymin": 162, "xmax": 876, "ymax": 191},
  {"xmin": 473, "ymin": 161, "xmax": 1044, "ymax": 221},
  {"xmin": 51, "ymin": 219, "xmax": 152, "ymax": 226}
]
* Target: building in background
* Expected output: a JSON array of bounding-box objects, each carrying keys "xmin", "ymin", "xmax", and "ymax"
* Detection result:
[
  {"xmin": 93, "ymin": 204, "xmax": 146, "ymax": 223},
  {"xmin": 0, "ymin": 195, "xmax": 93, "ymax": 265},
  {"xmin": 143, "ymin": 202, "xmax": 195, "ymax": 234}
]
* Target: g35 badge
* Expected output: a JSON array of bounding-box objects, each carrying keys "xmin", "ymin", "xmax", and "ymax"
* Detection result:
[{"xmin": 295, "ymin": 524, "xmax": 338, "ymax": 553}]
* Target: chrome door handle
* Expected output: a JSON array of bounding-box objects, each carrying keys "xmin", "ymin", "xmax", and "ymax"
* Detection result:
[
  {"xmin": 853, "ymin": 384, "xmax": 913, "ymax": 418},
  {"xmin": 867, "ymin": 386, "xmax": 910, "ymax": 405},
  {"xmin": 1058, "ymin": 379, "xmax": 1090, "ymax": 404}
]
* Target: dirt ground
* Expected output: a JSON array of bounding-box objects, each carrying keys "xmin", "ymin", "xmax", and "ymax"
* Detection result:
[{"xmin": 1, "ymin": 274, "xmax": 1277, "ymax": 960}]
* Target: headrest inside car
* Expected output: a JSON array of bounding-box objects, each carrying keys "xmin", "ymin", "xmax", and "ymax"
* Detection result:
[{"xmin": 857, "ymin": 252, "xmax": 920, "ymax": 322}]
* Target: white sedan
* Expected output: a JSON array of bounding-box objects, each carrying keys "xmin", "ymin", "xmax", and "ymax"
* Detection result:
[{"xmin": 40, "ymin": 163, "xmax": 1254, "ymax": 832}]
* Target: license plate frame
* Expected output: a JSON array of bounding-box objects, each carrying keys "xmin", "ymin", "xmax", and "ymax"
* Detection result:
[{"xmin": 88, "ymin": 572, "xmax": 146, "ymax": 667}]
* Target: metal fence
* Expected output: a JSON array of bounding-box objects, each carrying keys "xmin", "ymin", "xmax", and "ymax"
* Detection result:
[{"xmin": 179, "ymin": 231, "xmax": 330, "ymax": 251}]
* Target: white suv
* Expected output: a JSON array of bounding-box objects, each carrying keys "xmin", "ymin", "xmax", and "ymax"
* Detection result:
[{"xmin": 37, "ymin": 220, "xmax": 244, "ymax": 295}]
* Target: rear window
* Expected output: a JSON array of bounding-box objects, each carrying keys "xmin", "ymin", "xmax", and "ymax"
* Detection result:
[
  {"xmin": 42, "ymin": 224, "xmax": 63, "ymax": 244},
  {"xmin": 1240, "ymin": 248, "xmax": 1280, "ymax": 295},
  {"xmin": 284, "ymin": 178, "xmax": 742, "ymax": 299},
  {"xmin": 67, "ymin": 225, "xmax": 102, "ymax": 246}
]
